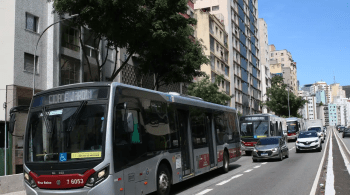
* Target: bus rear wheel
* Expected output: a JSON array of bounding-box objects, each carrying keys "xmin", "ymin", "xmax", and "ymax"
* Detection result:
[{"xmin": 157, "ymin": 164, "xmax": 171, "ymax": 195}]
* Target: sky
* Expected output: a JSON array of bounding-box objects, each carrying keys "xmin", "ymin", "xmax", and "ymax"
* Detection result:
[{"xmin": 258, "ymin": 0, "xmax": 350, "ymax": 87}]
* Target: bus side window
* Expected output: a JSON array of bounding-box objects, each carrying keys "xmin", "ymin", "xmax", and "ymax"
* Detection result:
[
  {"xmin": 214, "ymin": 112, "xmax": 227, "ymax": 145},
  {"xmin": 225, "ymin": 112, "xmax": 239, "ymax": 143},
  {"xmin": 270, "ymin": 122, "xmax": 274, "ymax": 136},
  {"xmin": 190, "ymin": 107, "xmax": 208, "ymax": 148}
]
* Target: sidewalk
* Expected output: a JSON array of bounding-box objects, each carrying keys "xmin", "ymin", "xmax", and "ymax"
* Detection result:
[{"xmin": 2, "ymin": 191, "xmax": 26, "ymax": 195}]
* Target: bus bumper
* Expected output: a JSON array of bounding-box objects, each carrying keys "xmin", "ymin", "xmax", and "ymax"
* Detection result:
[{"xmin": 25, "ymin": 175, "xmax": 115, "ymax": 195}]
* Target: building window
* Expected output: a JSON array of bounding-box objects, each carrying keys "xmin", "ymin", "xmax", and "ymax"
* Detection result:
[
  {"xmin": 61, "ymin": 55, "xmax": 80, "ymax": 85},
  {"xmin": 26, "ymin": 13, "xmax": 39, "ymax": 32},
  {"xmin": 62, "ymin": 25, "xmax": 80, "ymax": 52},
  {"xmin": 212, "ymin": 6, "xmax": 219, "ymax": 11},
  {"xmin": 271, "ymin": 53, "xmax": 273, "ymax": 57},
  {"xmin": 24, "ymin": 53, "xmax": 38, "ymax": 74},
  {"xmin": 282, "ymin": 58, "xmax": 284, "ymax": 61},
  {"xmin": 281, "ymin": 53, "xmax": 284, "ymax": 56}
]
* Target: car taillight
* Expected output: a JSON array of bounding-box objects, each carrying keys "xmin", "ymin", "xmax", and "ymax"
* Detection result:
[{"xmin": 85, "ymin": 165, "xmax": 109, "ymax": 187}]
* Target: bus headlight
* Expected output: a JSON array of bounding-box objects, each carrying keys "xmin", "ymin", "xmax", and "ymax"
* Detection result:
[
  {"xmin": 24, "ymin": 171, "xmax": 37, "ymax": 188},
  {"xmin": 85, "ymin": 165, "xmax": 109, "ymax": 187}
]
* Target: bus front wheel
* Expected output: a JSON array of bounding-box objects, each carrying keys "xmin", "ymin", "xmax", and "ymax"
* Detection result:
[
  {"xmin": 157, "ymin": 164, "xmax": 171, "ymax": 195},
  {"xmin": 222, "ymin": 152, "xmax": 229, "ymax": 173}
]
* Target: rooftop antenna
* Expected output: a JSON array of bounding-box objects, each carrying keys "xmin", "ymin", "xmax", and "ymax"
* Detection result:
[{"xmin": 333, "ymin": 71, "xmax": 336, "ymax": 84}]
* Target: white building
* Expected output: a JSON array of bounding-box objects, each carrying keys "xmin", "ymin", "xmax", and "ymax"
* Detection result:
[
  {"xmin": 302, "ymin": 96, "xmax": 317, "ymax": 120},
  {"xmin": 258, "ymin": 18, "xmax": 271, "ymax": 113},
  {"xmin": 333, "ymin": 97, "xmax": 350, "ymax": 126}
]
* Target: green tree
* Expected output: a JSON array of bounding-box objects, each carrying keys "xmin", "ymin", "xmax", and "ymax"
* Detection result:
[
  {"xmin": 188, "ymin": 74, "xmax": 232, "ymax": 105},
  {"xmin": 263, "ymin": 76, "xmax": 307, "ymax": 117},
  {"xmin": 52, "ymin": 0, "xmax": 208, "ymax": 87}
]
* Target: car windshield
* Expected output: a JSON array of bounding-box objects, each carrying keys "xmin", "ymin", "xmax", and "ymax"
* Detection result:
[
  {"xmin": 287, "ymin": 121, "xmax": 298, "ymax": 132},
  {"xmin": 26, "ymin": 103, "xmax": 106, "ymax": 163},
  {"xmin": 257, "ymin": 138, "xmax": 279, "ymax": 145},
  {"xmin": 308, "ymin": 127, "xmax": 321, "ymax": 132},
  {"xmin": 299, "ymin": 132, "xmax": 318, "ymax": 138},
  {"xmin": 240, "ymin": 121, "xmax": 269, "ymax": 138}
]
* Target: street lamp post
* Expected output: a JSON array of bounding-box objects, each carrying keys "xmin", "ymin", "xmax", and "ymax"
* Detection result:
[
  {"xmin": 33, "ymin": 14, "xmax": 79, "ymax": 95},
  {"xmin": 288, "ymin": 86, "xmax": 290, "ymax": 118}
]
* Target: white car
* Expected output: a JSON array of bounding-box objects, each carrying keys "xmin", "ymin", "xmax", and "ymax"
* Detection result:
[
  {"xmin": 307, "ymin": 127, "xmax": 324, "ymax": 143},
  {"xmin": 296, "ymin": 131, "xmax": 322, "ymax": 153}
]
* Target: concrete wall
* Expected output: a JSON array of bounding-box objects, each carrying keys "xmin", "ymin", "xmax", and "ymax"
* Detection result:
[{"xmin": 0, "ymin": 174, "xmax": 25, "ymax": 194}]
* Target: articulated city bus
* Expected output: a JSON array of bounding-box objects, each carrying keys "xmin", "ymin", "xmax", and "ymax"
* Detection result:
[
  {"xmin": 286, "ymin": 117, "xmax": 305, "ymax": 142},
  {"xmin": 240, "ymin": 114, "xmax": 285, "ymax": 155},
  {"xmin": 21, "ymin": 82, "xmax": 241, "ymax": 195}
]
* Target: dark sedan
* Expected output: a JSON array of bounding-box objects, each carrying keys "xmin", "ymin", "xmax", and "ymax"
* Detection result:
[
  {"xmin": 252, "ymin": 137, "xmax": 289, "ymax": 162},
  {"xmin": 343, "ymin": 128, "xmax": 350, "ymax": 138}
]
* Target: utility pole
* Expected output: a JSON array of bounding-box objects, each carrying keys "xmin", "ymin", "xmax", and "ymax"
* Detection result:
[{"xmin": 3, "ymin": 102, "xmax": 7, "ymax": 175}]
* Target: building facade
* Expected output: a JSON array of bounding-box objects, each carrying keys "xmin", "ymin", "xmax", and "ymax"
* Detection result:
[
  {"xmin": 330, "ymin": 83, "xmax": 346, "ymax": 103},
  {"xmin": 268, "ymin": 44, "xmax": 297, "ymax": 95},
  {"xmin": 328, "ymin": 104, "xmax": 338, "ymax": 126},
  {"xmin": 195, "ymin": 0, "xmax": 261, "ymax": 115},
  {"xmin": 302, "ymin": 96, "xmax": 317, "ymax": 120},
  {"xmin": 258, "ymin": 18, "xmax": 271, "ymax": 113},
  {"xmin": 195, "ymin": 9, "xmax": 231, "ymax": 104},
  {"xmin": 316, "ymin": 90, "xmax": 327, "ymax": 104}
]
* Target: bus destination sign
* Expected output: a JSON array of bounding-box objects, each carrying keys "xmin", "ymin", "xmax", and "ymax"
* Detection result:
[
  {"xmin": 32, "ymin": 89, "xmax": 101, "ymax": 107},
  {"xmin": 241, "ymin": 116, "xmax": 268, "ymax": 121},
  {"xmin": 48, "ymin": 89, "xmax": 96, "ymax": 104}
]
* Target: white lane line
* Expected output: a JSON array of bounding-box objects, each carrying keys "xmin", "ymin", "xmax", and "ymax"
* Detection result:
[
  {"xmin": 216, "ymin": 174, "xmax": 243, "ymax": 186},
  {"xmin": 244, "ymin": 169, "xmax": 253, "ymax": 172},
  {"xmin": 334, "ymin": 130, "xmax": 350, "ymax": 174},
  {"xmin": 310, "ymin": 128, "xmax": 331, "ymax": 195},
  {"xmin": 261, "ymin": 162, "xmax": 267, "ymax": 165},
  {"xmin": 335, "ymin": 131, "xmax": 350, "ymax": 156},
  {"xmin": 325, "ymin": 130, "xmax": 335, "ymax": 195},
  {"xmin": 196, "ymin": 189, "xmax": 213, "ymax": 195},
  {"xmin": 253, "ymin": 166, "xmax": 260, "ymax": 168}
]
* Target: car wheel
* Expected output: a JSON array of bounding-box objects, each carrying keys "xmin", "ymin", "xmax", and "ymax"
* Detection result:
[
  {"xmin": 253, "ymin": 159, "xmax": 257, "ymax": 162},
  {"xmin": 318, "ymin": 145, "xmax": 322, "ymax": 152},
  {"xmin": 221, "ymin": 152, "xmax": 229, "ymax": 173},
  {"xmin": 296, "ymin": 149, "xmax": 300, "ymax": 153},
  {"xmin": 285, "ymin": 151, "xmax": 289, "ymax": 158},
  {"xmin": 279, "ymin": 151, "xmax": 283, "ymax": 161},
  {"xmin": 157, "ymin": 164, "xmax": 171, "ymax": 195},
  {"xmin": 343, "ymin": 135, "xmax": 345, "ymax": 138},
  {"xmin": 245, "ymin": 151, "xmax": 252, "ymax": 156}
]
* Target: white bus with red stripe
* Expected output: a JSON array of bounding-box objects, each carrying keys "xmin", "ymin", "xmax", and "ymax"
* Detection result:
[
  {"xmin": 240, "ymin": 114, "xmax": 285, "ymax": 155},
  {"xmin": 21, "ymin": 82, "xmax": 241, "ymax": 195}
]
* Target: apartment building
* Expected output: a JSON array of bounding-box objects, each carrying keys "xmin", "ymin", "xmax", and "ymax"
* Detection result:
[
  {"xmin": 311, "ymin": 81, "xmax": 331, "ymax": 103},
  {"xmin": 330, "ymin": 83, "xmax": 346, "ymax": 103},
  {"xmin": 342, "ymin": 85, "xmax": 350, "ymax": 98},
  {"xmin": 302, "ymin": 96, "xmax": 317, "ymax": 120},
  {"xmin": 269, "ymin": 44, "xmax": 297, "ymax": 95},
  {"xmin": 316, "ymin": 90, "xmax": 327, "ymax": 104},
  {"xmin": 258, "ymin": 18, "xmax": 271, "ymax": 113},
  {"xmin": 328, "ymin": 104, "xmax": 338, "ymax": 126},
  {"xmin": 195, "ymin": 9, "xmax": 231, "ymax": 104},
  {"xmin": 194, "ymin": 0, "xmax": 261, "ymax": 115}
]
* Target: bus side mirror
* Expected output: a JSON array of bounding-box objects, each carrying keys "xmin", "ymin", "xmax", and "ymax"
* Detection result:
[
  {"xmin": 124, "ymin": 112, "xmax": 134, "ymax": 133},
  {"xmin": 9, "ymin": 113, "xmax": 16, "ymax": 135}
]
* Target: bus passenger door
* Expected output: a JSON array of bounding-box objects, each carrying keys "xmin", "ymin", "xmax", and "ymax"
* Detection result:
[
  {"xmin": 206, "ymin": 114, "xmax": 216, "ymax": 168},
  {"xmin": 177, "ymin": 110, "xmax": 193, "ymax": 177}
]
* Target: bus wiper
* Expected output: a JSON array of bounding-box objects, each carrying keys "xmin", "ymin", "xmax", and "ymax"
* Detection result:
[
  {"xmin": 255, "ymin": 121, "xmax": 263, "ymax": 130},
  {"xmin": 67, "ymin": 101, "xmax": 87, "ymax": 132},
  {"xmin": 42, "ymin": 106, "xmax": 52, "ymax": 133}
]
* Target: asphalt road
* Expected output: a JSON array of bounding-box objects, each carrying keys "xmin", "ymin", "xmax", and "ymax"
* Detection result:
[{"xmin": 167, "ymin": 137, "xmax": 327, "ymax": 195}]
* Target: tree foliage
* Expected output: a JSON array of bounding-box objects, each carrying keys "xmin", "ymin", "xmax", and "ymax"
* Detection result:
[
  {"xmin": 262, "ymin": 76, "xmax": 307, "ymax": 117},
  {"xmin": 52, "ymin": 0, "xmax": 209, "ymax": 86},
  {"xmin": 188, "ymin": 75, "xmax": 232, "ymax": 105}
]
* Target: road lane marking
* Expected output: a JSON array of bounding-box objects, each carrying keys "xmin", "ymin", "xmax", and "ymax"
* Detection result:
[
  {"xmin": 196, "ymin": 189, "xmax": 213, "ymax": 195},
  {"xmin": 325, "ymin": 130, "xmax": 335, "ymax": 195},
  {"xmin": 244, "ymin": 169, "xmax": 253, "ymax": 172},
  {"xmin": 216, "ymin": 174, "xmax": 243, "ymax": 186},
  {"xmin": 335, "ymin": 131, "xmax": 350, "ymax": 156},
  {"xmin": 333, "ymin": 130, "xmax": 350, "ymax": 174},
  {"xmin": 289, "ymin": 146, "xmax": 295, "ymax": 151},
  {"xmin": 261, "ymin": 162, "xmax": 267, "ymax": 164},
  {"xmin": 310, "ymin": 128, "xmax": 331, "ymax": 195},
  {"xmin": 253, "ymin": 166, "xmax": 260, "ymax": 168}
]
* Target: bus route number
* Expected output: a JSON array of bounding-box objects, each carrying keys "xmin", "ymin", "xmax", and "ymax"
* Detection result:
[{"xmin": 66, "ymin": 179, "xmax": 84, "ymax": 185}]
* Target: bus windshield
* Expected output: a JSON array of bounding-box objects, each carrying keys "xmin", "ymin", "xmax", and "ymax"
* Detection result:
[
  {"xmin": 287, "ymin": 121, "xmax": 298, "ymax": 132},
  {"xmin": 26, "ymin": 103, "xmax": 106, "ymax": 163},
  {"xmin": 240, "ymin": 121, "xmax": 269, "ymax": 138}
]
